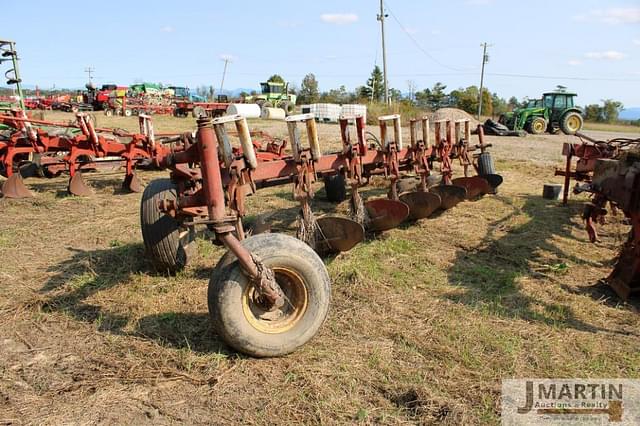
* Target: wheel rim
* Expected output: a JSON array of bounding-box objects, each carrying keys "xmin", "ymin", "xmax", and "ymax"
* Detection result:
[
  {"xmin": 567, "ymin": 115, "xmax": 580, "ymax": 132},
  {"xmin": 242, "ymin": 267, "xmax": 308, "ymax": 334},
  {"xmin": 533, "ymin": 120, "xmax": 544, "ymax": 133}
]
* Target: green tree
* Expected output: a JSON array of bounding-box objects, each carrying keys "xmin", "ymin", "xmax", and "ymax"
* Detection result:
[
  {"xmin": 415, "ymin": 82, "xmax": 448, "ymax": 110},
  {"xmin": 491, "ymin": 93, "xmax": 508, "ymax": 116},
  {"xmin": 583, "ymin": 104, "xmax": 602, "ymax": 122},
  {"xmin": 360, "ymin": 65, "xmax": 384, "ymax": 102},
  {"xmin": 267, "ymin": 74, "xmax": 285, "ymax": 84},
  {"xmin": 298, "ymin": 73, "xmax": 320, "ymax": 103},
  {"xmin": 507, "ymin": 96, "xmax": 519, "ymax": 111},
  {"xmin": 601, "ymin": 99, "xmax": 624, "ymax": 123}
]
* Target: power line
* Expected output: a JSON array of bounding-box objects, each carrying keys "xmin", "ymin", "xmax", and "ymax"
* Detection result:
[
  {"xmin": 486, "ymin": 72, "xmax": 640, "ymax": 82},
  {"xmin": 383, "ymin": 1, "xmax": 471, "ymax": 72}
]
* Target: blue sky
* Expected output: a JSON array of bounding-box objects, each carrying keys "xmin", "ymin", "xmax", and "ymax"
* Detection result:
[{"xmin": 4, "ymin": 0, "xmax": 640, "ymax": 106}]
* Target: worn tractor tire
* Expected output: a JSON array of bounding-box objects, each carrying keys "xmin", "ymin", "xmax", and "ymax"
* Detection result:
[
  {"xmin": 477, "ymin": 152, "xmax": 495, "ymax": 176},
  {"xmin": 192, "ymin": 106, "xmax": 207, "ymax": 118},
  {"xmin": 323, "ymin": 174, "xmax": 347, "ymax": 202},
  {"xmin": 140, "ymin": 179, "xmax": 194, "ymax": 274},
  {"xmin": 527, "ymin": 117, "xmax": 547, "ymax": 134},
  {"xmin": 261, "ymin": 101, "xmax": 273, "ymax": 109},
  {"xmin": 208, "ymin": 233, "xmax": 331, "ymax": 357},
  {"xmin": 560, "ymin": 112, "xmax": 583, "ymax": 135}
]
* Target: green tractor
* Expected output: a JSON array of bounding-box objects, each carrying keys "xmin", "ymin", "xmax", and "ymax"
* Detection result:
[
  {"xmin": 245, "ymin": 81, "xmax": 296, "ymax": 114},
  {"xmin": 499, "ymin": 89, "xmax": 584, "ymax": 135}
]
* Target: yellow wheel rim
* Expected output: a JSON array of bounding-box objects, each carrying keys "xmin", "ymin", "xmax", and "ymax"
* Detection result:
[
  {"xmin": 567, "ymin": 115, "xmax": 580, "ymax": 132},
  {"xmin": 533, "ymin": 120, "xmax": 545, "ymax": 132},
  {"xmin": 242, "ymin": 267, "xmax": 308, "ymax": 334}
]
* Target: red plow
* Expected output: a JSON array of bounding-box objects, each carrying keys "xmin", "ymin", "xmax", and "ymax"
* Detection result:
[
  {"xmin": 1, "ymin": 111, "xmax": 502, "ymax": 356},
  {"xmin": 134, "ymin": 113, "xmax": 501, "ymax": 356}
]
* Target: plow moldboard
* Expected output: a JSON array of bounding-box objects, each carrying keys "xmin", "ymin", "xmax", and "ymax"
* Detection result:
[
  {"xmin": 399, "ymin": 191, "xmax": 442, "ymax": 220},
  {"xmin": 316, "ymin": 216, "xmax": 365, "ymax": 252},
  {"xmin": 430, "ymin": 185, "xmax": 467, "ymax": 210},
  {"xmin": 364, "ymin": 198, "xmax": 410, "ymax": 232},
  {"xmin": 483, "ymin": 173, "xmax": 504, "ymax": 190},
  {"xmin": 451, "ymin": 176, "xmax": 492, "ymax": 199},
  {"xmin": 68, "ymin": 173, "xmax": 94, "ymax": 197},
  {"xmin": 1, "ymin": 173, "xmax": 34, "ymax": 198}
]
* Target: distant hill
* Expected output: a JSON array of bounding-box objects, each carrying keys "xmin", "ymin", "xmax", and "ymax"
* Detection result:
[{"xmin": 620, "ymin": 108, "xmax": 640, "ymax": 121}]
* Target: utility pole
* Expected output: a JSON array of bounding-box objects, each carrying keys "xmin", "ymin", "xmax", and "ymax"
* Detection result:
[
  {"xmin": 477, "ymin": 43, "xmax": 490, "ymax": 120},
  {"xmin": 84, "ymin": 66, "xmax": 95, "ymax": 84},
  {"xmin": 219, "ymin": 57, "xmax": 231, "ymax": 94},
  {"xmin": 377, "ymin": 0, "xmax": 389, "ymax": 105}
]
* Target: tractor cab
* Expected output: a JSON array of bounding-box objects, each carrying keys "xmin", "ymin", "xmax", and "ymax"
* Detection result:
[
  {"xmin": 526, "ymin": 99, "xmax": 542, "ymax": 108},
  {"xmin": 260, "ymin": 82, "xmax": 285, "ymax": 95},
  {"xmin": 542, "ymin": 90, "xmax": 582, "ymax": 133}
]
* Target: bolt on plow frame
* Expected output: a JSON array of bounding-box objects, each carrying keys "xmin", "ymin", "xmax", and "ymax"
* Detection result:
[{"xmin": 141, "ymin": 113, "xmax": 502, "ymax": 356}]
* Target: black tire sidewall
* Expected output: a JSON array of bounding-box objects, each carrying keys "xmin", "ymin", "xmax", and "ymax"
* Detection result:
[{"xmin": 208, "ymin": 233, "xmax": 331, "ymax": 357}]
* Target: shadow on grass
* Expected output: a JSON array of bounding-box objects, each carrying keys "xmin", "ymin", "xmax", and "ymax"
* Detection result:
[
  {"xmin": 40, "ymin": 243, "xmax": 231, "ymax": 355},
  {"xmin": 446, "ymin": 194, "xmax": 636, "ymax": 335}
]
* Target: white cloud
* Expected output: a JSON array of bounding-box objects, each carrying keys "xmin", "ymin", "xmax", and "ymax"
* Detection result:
[
  {"xmin": 567, "ymin": 59, "xmax": 582, "ymax": 66},
  {"xmin": 320, "ymin": 13, "xmax": 358, "ymax": 24},
  {"xmin": 465, "ymin": 0, "xmax": 493, "ymax": 5},
  {"xmin": 573, "ymin": 8, "xmax": 640, "ymax": 24},
  {"xmin": 431, "ymin": 29, "xmax": 442, "ymax": 36},
  {"xmin": 405, "ymin": 27, "xmax": 419, "ymax": 35},
  {"xmin": 160, "ymin": 25, "xmax": 174, "ymax": 33},
  {"xmin": 634, "ymin": 39, "xmax": 640, "ymax": 46},
  {"xmin": 584, "ymin": 50, "xmax": 626, "ymax": 60}
]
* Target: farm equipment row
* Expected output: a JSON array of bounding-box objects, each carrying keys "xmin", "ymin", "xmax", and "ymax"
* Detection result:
[
  {"xmin": 555, "ymin": 132, "xmax": 640, "ymax": 299},
  {"xmin": 0, "ymin": 111, "xmax": 502, "ymax": 356},
  {"xmin": 139, "ymin": 112, "xmax": 501, "ymax": 356},
  {"xmin": 0, "ymin": 110, "xmax": 287, "ymax": 198}
]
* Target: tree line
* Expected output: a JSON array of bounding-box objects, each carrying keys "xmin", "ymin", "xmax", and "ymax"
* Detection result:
[{"xmin": 293, "ymin": 66, "xmax": 629, "ymax": 123}]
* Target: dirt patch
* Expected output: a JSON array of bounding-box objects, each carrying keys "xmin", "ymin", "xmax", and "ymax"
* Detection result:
[{"xmin": 430, "ymin": 108, "xmax": 481, "ymax": 128}]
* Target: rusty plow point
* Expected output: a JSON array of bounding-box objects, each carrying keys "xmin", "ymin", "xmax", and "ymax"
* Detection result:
[
  {"xmin": 430, "ymin": 185, "xmax": 467, "ymax": 210},
  {"xmin": 452, "ymin": 176, "xmax": 492, "ymax": 200},
  {"xmin": 123, "ymin": 173, "xmax": 144, "ymax": 193},
  {"xmin": 316, "ymin": 216, "xmax": 364, "ymax": 253},
  {"xmin": 1, "ymin": 173, "xmax": 34, "ymax": 198},
  {"xmin": 399, "ymin": 191, "xmax": 442, "ymax": 220},
  {"xmin": 68, "ymin": 172, "xmax": 93, "ymax": 197},
  {"xmin": 364, "ymin": 198, "xmax": 410, "ymax": 232}
]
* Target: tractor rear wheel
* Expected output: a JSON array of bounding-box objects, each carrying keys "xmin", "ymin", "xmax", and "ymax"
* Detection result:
[
  {"xmin": 208, "ymin": 233, "xmax": 331, "ymax": 357},
  {"xmin": 560, "ymin": 112, "xmax": 583, "ymax": 135},
  {"xmin": 527, "ymin": 117, "xmax": 547, "ymax": 134},
  {"xmin": 262, "ymin": 101, "xmax": 273, "ymax": 109},
  {"xmin": 140, "ymin": 179, "xmax": 195, "ymax": 274}
]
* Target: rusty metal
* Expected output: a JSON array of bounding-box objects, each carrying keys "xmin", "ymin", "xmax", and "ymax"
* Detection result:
[
  {"xmin": 67, "ymin": 172, "xmax": 93, "ymax": 196},
  {"xmin": 316, "ymin": 216, "xmax": 365, "ymax": 253},
  {"xmin": 365, "ymin": 198, "xmax": 410, "ymax": 232},
  {"xmin": 430, "ymin": 185, "xmax": 467, "ymax": 210},
  {"xmin": 452, "ymin": 176, "xmax": 492, "ymax": 199},
  {"xmin": 1, "ymin": 173, "xmax": 33, "ymax": 198},
  {"xmin": 399, "ymin": 191, "xmax": 441, "ymax": 220},
  {"xmin": 562, "ymin": 136, "xmax": 640, "ymax": 299}
]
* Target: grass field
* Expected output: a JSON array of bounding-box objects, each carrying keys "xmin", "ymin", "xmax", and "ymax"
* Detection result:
[
  {"xmin": 1, "ymin": 112, "xmax": 639, "ymax": 424},
  {"xmin": 582, "ymin": 121, "xmax": 640, "ymax": 134}
]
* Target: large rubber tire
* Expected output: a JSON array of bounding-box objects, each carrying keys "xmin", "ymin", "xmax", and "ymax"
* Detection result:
[
  {"xmin": 280, "ymin": 101, "xmax": 295, "ymax": 115},
  {"xmin": 140, "ymin": 179, "xmax": 194, "ymax": 274},
  {"xmin": 560, "ymin": 112, "xmax": 583, "ymax": 135},
  {"xmin": 262, "ymin": 101, "xmax": 273, "ymax": 109},
  {"xmin": 208, "ymin": 233, "xmax": 331, "ymax": 357},
  {"xmin": 192, "ymin": 106, "xmax": 206, "ymax": 118},
  {"xmin": 527, "ymin": 117, "xmax": 546, "ymax": 135},
  {"xmin": 323, "ymin": 174, "xmax": 347, "ymax": 202},
  {"xmin": 477, "ymin": 152, "xmax": 495, "ymax": 176}
]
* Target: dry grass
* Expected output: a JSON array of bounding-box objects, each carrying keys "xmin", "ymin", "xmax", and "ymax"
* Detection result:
[
  {"xmin": 583, "ymin": 121, "xmax": 640, "ymax": 134},
  {"xmin": 1, "ymin": 113, "xmax": 639, "ymax": 424}
]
